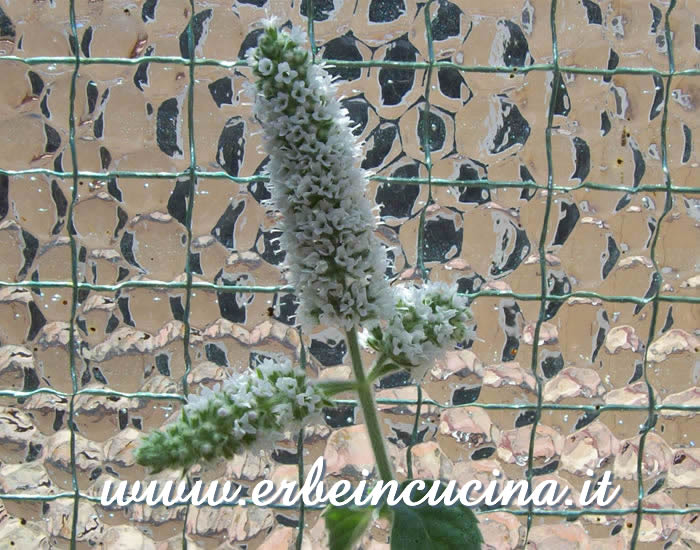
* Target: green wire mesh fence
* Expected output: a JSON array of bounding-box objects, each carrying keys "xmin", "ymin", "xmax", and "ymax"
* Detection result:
[{"xmin": 0, "ymin": 0, "xmax": 698, "ymax": 548}]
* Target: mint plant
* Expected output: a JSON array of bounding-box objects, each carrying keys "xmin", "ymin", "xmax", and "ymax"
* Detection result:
[{"xmin": 136, "ymin": 21, "xmax": 483, "ymax": 550}]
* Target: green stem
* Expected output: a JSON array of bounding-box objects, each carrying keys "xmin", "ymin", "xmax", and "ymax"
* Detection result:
[
  {"xmin": 346, "ymin": 327, "xmax": 394, "ymax": 482},
  {"xmin": 315, "ymin": 379, "xmax": 358, "ymax": 395}
]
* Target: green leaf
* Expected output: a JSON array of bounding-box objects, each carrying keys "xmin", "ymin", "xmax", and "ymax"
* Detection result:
[
  {"xmin": 390, "ymin": 481, "xmax": 483, "ymax": 550},
  {"xmin": 324, "ymin": 504, "xmax": 373, "ymax": 550}
]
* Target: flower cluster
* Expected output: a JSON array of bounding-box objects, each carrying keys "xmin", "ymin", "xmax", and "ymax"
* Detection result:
[
  {"xmin": 135, "ymin": 356, "xmax": 327, "ymax": 473},
  {"xmin": 363, "ymin": 282, "xmax": 474, "ymax": 380},
  {"xmin": 247, "ymin": 24, "xmax": 393, "ymax": 330}
]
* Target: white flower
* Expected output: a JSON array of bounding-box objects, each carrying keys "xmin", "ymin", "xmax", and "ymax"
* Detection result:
[
  {"xmin": 258, "ymin": 356, "xmax": 288, "ymax": 377},
  {"xmin": 250, "ymin": 25, "xmax": 393, "ymax": 330},
  {"xmin": 271, "ymin": 92, "xmax": 289, "ymax": 113},
  {"xmin": 184, "ymin": 383, "xmax": 220, "ymax": 414},
  {"xmin": 238, "ymin": 411, "xmax": 257, "ymax": 434},
  {"xmin": 297, "ymin": 387, "xmax": 322, "ymax": 408},
  {"xmin": 232, "ymin": 421, "xmax": 247, "ymax": 440},
  {"xmin": 250, "ymin": 377, "xmax": 276, "ymax": 398},
  {"xmin": 287, "ymin": 125, "xmax": 305, "ymax": 144},
  {"xmin": 275, "ymin": 376, "xmax": 298, "ymax": 397},
  {"xmin": 184, "ymin": 393, "xmax": 208, "ymax": 413},
  {"xmin": 311, "ymin": 103, "xmax": 332, "ymax": 122},
  {"xmin": 289, "ymin": 105, "xmax": 310, "ymax": 126},
  {"xmin": 291, "ymin": 80, "xmax": 310, "ymax": 102},
  {"xmin": 288, "ymin": 26, "xmax": 307, "ymax": 45},
  {"xmin": 275, "ymin": 62, "xmax": 298, "ymax": 85},
  {"xmin": 257, "ymin": 57, "xmax": 275, "ymax": 76},
  {"xmin": 259, "ymin": 15, "xmax": 281, "ymax": 29}
]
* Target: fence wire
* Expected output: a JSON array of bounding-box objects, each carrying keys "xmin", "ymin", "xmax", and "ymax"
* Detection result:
[{"xmin": 0, "ymin": 0, "xmax": 697, "ymax": 549}]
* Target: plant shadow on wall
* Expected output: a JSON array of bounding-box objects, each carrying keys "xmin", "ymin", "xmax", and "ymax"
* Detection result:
[{"xmin": 135, "ymin": 23, "xmax": 482, "ymax": 550}]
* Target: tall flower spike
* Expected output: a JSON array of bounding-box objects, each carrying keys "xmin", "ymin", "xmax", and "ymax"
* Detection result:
[
  {"xmin": 135, "ymin": 357, "xmax": 327, "ymax": 473},
  {"xmin": 363, "ymin": 282, "xmax": 474, "ymax": 381},
  {"xmin": 248, "ymin": 25, "xmax": 393, "ymax": 330}
]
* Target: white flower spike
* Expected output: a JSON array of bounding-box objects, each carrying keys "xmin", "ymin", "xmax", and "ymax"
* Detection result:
[
  {"xmin": 364, "ymin": 281, "xmax": 474, "ymax": 381},
  {"xmin": 135, "ymin": 356, "xmax": 327, "ymax": 473},
  {"xmin": 248, "ymin": 24, "xmax": 394, "ymax": 331}
]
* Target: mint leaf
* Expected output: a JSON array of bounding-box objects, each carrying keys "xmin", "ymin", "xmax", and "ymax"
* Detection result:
[
  {"xmin": 390, "ymin": 481, "xmax": 483, "ymax": 550},
  {"xmin": 324, "ymin": 504, "xmax": 373, "ymax": 550}
]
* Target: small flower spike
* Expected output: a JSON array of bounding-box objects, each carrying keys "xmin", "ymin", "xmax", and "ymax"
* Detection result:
[
  {"xmin": 363, "ymin": 282, "xmax": 474, "ymax": 381},
  {"xmin": 247, "ymin": 24, "xmax": 394, "ymax": 331},
  {"xmin": 135, "ymin": 356, "xmax": 327, "ymax": 473}
]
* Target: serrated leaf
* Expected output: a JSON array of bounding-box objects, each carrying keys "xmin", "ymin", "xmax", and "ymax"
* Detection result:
[
  {"xmin": 390, "ymin": 481, "xmax": 483, "ymax": 550},
  {"xmin": 324, "ymin": 504, "xmax": 373, "ymax": 550}
]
